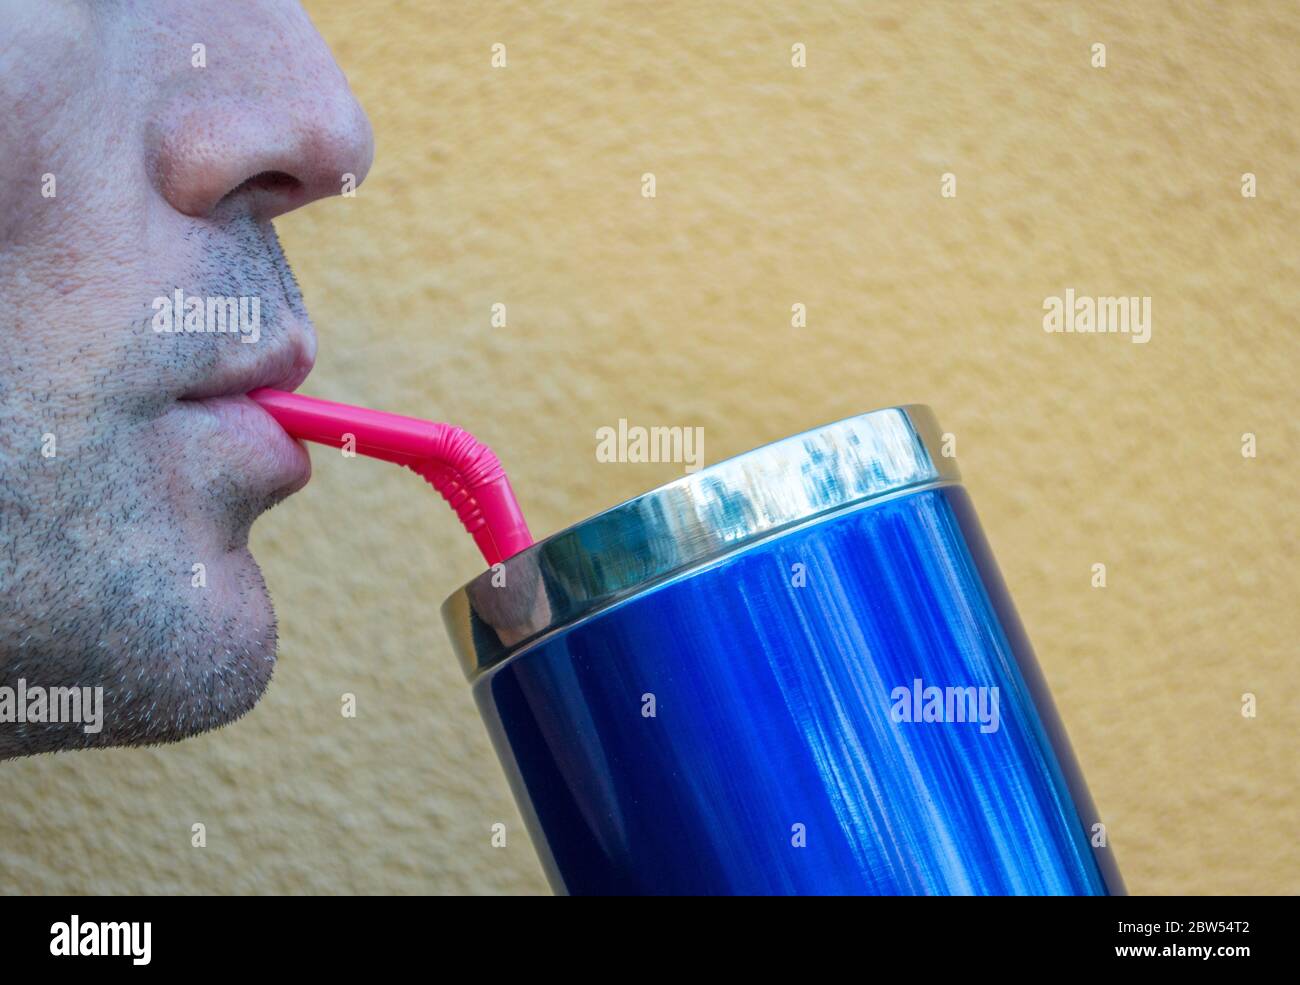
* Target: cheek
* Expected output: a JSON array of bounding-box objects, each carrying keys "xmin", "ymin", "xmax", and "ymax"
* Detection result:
[{"xmin": 0, "ymin": 3, "xmax": 111, "ymax": 238}]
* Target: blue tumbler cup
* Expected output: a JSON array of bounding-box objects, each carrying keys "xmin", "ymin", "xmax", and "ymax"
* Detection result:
[{"xmin": 443, "ymin": 406, "xmax": 1124, "ymax": 895}]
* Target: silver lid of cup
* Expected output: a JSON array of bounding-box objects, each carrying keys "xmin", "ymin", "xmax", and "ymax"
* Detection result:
[{"xmin": 443, "ymin": 405, "xmax": 958, "ymax": 679}]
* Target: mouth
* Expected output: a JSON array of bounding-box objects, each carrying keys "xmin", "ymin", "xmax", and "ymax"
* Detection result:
[
  {"xmin": 176, "ymin": 329, "xmax": 316, "ymax": 403},
  {"xmin": 173, "ymin": 329, "xmax": 317, "ymax": 493}
]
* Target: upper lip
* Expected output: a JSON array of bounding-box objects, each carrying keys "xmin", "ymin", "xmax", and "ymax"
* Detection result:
[{"xmin": 178, "ymin": 328, "xmax": 316, "ymax": 401}]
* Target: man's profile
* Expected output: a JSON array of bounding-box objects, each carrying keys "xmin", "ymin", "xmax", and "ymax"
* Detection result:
[{"xmin": 0, "ymin": 0, "xmax": 373, "ymax": 757}]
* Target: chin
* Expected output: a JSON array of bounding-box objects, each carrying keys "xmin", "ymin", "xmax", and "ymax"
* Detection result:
[
  {"xmin": 0, "ymin": 403, "xmax": 300, "ymax": 760},
  {"xmin": 1, "ymin": 544, "xmax": 281, "ymax": 760},
  {"xmin": 124, "ymin": 546, "xmax": 283, "ymax": 746},
  {"xmin": 106, "ymin": 450, "xmax": 293, "ymax": 750}
]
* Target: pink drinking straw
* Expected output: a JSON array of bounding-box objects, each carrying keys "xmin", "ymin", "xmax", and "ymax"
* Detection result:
[{"xmin": 249, "ymin": 388, "xmax": 533, "ymax": 566}]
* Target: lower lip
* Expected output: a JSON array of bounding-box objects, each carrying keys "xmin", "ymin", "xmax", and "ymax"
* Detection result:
[{"xmin": 175, "ymin": 394, "xmax": 311, "ymax": 491}]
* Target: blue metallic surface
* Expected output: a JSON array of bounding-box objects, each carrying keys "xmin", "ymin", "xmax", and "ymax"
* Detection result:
[{"xmin": 473, "ymin": 486, "xmax": 1123, "ymax": 895}]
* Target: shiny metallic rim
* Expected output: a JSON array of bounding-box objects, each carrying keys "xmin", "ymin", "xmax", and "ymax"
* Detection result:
[{"xmin": 442, "ymin": 405, "xmax": 958, "ymax": 679}]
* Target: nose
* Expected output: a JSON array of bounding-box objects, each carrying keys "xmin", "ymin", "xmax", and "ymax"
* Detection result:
[{"xmin": 147, "ymin": 5, "xmax": 374, "ymax": 221}]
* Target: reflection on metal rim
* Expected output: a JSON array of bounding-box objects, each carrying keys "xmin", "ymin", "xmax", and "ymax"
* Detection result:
[{"xmin": 442, "ymin": 405, "xmax": 958, "ymax": 679}]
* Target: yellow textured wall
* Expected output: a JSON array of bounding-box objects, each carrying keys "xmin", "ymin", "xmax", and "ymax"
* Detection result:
[{"xmin": 3, "ymin": 1, "xmax": 1297, "ymax": 895}]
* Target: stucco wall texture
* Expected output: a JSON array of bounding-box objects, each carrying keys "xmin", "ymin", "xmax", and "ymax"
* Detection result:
[{"xmin": 3, "ymin": 1, "xmax": 1297, "ymax": 896}]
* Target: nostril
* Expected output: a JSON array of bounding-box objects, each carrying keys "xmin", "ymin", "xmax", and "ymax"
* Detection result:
[
  {"xmin": 243, "ymin": 170, "xmax": 301, "ymax": 194},
  {"xmin": 222, "ymin": 170, "xmax": 304, "ymax": 206}
]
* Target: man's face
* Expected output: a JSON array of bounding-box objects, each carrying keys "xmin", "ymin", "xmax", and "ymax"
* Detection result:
[{"xmin": 0, "ymin": 0, "xmax": 372, "ymax": 757}]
